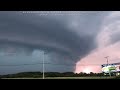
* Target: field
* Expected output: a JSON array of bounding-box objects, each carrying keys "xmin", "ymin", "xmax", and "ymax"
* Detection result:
[{"xmin": 1, "ymin": 76, "xmax": 116, "ymax": 79}]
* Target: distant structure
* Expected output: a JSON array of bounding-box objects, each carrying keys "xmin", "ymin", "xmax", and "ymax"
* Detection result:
[{"xmin": 101, "ymin": 62, "xmax": 120, "ymax": 76}]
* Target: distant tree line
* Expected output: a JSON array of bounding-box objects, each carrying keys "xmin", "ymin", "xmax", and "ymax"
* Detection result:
[{"xmin": 0, "ymin": 72, "xmax": 105, "ymax": 78}]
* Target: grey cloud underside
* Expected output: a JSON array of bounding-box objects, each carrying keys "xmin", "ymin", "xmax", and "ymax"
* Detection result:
[
  {"xmin": 0, "ymin": 12, "xmax": 109, "ymax": 74},
  {"xmin": 0, "ymin": 12, "xmax": 95, "ymax": 58},
  {"xmin": 111, "ymin": 33, "xmax": 120, "ymax": 44}
]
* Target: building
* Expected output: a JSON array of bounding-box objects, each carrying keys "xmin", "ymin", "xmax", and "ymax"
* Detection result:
[{"xmin": 101, "ymin": 62, "xmax": 120, "ymax": 76}]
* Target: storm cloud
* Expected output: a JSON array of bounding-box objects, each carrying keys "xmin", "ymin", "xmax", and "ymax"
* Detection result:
[
  {"xmin": 76, "ymin": 11, "xmax": 120, "ymax": 73},
  {"xmin": 0, "ymin": 11, "xmax": 110, "ymax": 74}
]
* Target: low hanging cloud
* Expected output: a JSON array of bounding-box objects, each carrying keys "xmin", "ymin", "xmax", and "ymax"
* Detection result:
[{"xmin": 0, "ymin": 11, "xmax": 110, "ymax": 74}]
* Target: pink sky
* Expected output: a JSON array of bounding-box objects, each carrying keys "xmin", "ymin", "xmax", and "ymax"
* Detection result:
[{"xmin": 75, "ymin": 12, "xmax": 120, "ymax": 73}]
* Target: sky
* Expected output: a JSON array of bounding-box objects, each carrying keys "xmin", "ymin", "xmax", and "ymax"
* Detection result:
[{"xmin": 0, "ymin": 11, "xmax": 120, "ymax": 75}]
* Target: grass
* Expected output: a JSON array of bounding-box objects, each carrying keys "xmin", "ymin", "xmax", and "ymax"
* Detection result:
[{"xmin": 1, "ymin": 76, "xmax": 116, "ymax": 79}]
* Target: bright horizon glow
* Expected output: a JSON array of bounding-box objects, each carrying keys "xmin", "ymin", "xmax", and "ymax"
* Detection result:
[{"xmin": 83, "ymin": 68, "xmax": 91, "ymax": 74}]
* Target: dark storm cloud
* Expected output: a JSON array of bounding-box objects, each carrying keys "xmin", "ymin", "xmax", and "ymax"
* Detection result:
[
  {"xmin": 0, "ymin": 11, "xmax": 110, "ymax": 74},
  {"xmin": 0, "ymin": 12, "xmax": 93, "ymax": 57}
]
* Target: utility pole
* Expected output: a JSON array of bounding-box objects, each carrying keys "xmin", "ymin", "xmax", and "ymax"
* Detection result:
[
  {"xmin": 104, "ymin": 56, "xmax": 111, "ymax": 77},
  {"xmin": 43, "ymin": 51, "xmax": 45, "ymax": 79},
  {"xmin": 105, "ymin": 56, "xmax": 109, "ymax": 66}
]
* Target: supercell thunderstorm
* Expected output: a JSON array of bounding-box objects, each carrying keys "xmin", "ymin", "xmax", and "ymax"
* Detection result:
[{"xmin": 0, "ymin": 11, "xmax": 120, "ymax": 74}]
